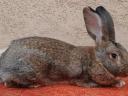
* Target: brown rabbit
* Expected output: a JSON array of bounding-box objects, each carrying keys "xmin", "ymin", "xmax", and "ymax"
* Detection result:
[{"xmin": 0, "ymin": 6, "xmax": 128, "ymax": 88}]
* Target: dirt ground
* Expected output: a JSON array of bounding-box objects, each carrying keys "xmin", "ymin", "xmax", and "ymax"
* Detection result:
[{"xmin": 0, "ymin": 0, "xmax": 128, "ymax": 50}]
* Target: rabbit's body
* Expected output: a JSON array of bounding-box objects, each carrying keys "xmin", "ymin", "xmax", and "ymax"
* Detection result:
[
  {"xmin": 0, "ymin": 37, "xmax": 100, "ymax": 87},
  {"xmin": 0, "ymin": 6, "xmax": 128, "ymax": 88}
]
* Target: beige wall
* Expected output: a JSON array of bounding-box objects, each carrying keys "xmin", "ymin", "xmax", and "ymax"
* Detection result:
[{"xmin": 0, "ymin": 0, "xmax": 128, "ymax": 49}]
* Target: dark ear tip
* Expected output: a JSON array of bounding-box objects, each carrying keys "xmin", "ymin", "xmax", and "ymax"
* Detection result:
[
  {"xmin": 96, "ymin": 6, "xmax": 106, "ymax": 12},
  {"xmin": 97, "ymin": 6, "xmax": 105, "ymax": 9}
]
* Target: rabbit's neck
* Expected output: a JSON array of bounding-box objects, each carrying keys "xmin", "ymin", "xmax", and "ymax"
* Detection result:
[
  {"xmin": 76, "ymin": 46, "xmax": 96, "ymax": 70},
  {"xmin": 77, "ymin": 46, "xmax": 96, "ymax": 59}
]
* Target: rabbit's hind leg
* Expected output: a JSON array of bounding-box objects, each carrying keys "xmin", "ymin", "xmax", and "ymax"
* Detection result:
[
  {"xmin": 4, "ymin": 81, "xmax": 32, "ymax": 88},
  {"xmin": 0, "ymin": 72, "xmax": 33, "ymax": 88},
  {"xmin": 0, "ymin": 74, "xmax": 30, "ymax": 88},
  {"xmin": 3, "ymin": 78, "xmax": 41, "ymax": 88}
]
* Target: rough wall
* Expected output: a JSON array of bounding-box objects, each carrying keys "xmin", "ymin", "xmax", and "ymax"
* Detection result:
[{"xmin": 0, "ymin": 0, "xmax": 128, "ymax": 49}]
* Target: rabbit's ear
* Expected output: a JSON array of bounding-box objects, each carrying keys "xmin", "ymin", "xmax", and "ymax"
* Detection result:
[
  {"xmin": 83, "ymin": 7, "xmax": 103, "ymax": 45},
  {"xmin": 96, "ymin": 6, "xmax": 115, "ymax": 42}
]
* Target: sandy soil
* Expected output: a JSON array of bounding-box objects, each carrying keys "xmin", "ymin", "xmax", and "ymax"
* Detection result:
[{"xmin": 0, "ymin": 0, "xmax": 128, "ymax": 50}]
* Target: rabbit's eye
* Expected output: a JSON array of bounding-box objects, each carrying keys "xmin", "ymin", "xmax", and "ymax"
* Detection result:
[{"xmin": 110, "ymin": 53, "xmax": 117, "ymax": 59}]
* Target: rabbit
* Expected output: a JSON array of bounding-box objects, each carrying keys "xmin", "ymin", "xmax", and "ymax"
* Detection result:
[{"xmin": 0, "ymin": 6, "xmax": 128, "ymax": 88}]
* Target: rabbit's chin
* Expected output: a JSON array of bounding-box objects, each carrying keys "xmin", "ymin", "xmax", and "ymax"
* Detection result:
[{"xmin": 120, "ymin": 74, "xmax": 128, "ymax": 77}]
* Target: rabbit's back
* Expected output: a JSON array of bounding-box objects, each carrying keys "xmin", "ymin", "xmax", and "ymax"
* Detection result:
[
  {"xmin": 11, "ymin": 36, "xmax": 75, "ymax": 51},
  {"xmin": 8, "ymin": 37, "xmax": 76, "ymax": 66}
]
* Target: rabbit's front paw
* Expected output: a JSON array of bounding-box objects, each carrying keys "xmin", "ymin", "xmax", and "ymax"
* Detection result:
[
  {"xmin": 114, "ymin": 80, "xmax": 126, "ymax": 88},
  {"xmin": 70, "ymin": 79, "xmax": 100, "ymax": 88},
  {"xmin": 29, "ymin": 84, "xmax": 41, "ymax": 88}
]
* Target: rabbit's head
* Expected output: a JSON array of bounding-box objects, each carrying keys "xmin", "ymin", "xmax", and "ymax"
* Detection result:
[{"xmin": 83, "ymin": 6, "xmax": 128, "ymax": 77}]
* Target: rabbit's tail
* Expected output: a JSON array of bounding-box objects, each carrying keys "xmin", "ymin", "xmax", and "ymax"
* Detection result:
[
  {"xmin": 0, "ymin": 48, "xmax": 7, "ymax": 66},
  {"xmin": 0, "ymin": 48, "xmax": 6, "ymax": 56}
]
